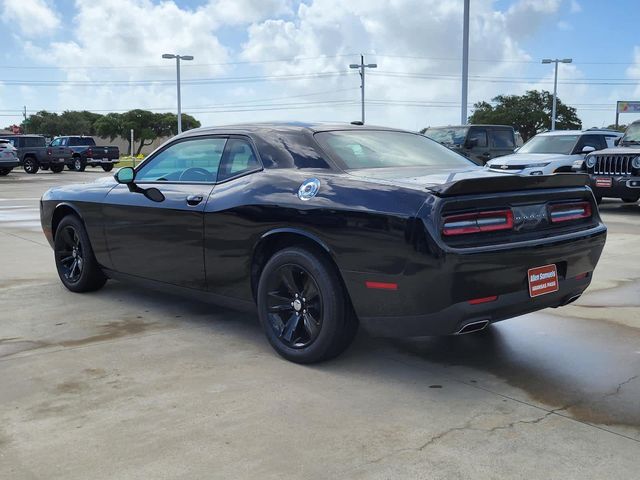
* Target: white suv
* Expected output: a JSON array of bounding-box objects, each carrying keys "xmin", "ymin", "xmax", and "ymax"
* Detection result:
[{"xmin": 485, "ymin": 129, "xmax": 622, "ymax": 176}]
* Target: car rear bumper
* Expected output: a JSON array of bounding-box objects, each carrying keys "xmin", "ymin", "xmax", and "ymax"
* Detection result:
[
  {"xmin": 589, "ymin": 175, "xmax": 640, "ymax": 198},
  {"xmin": 0, "ymin": 160, "xmax": 20, "ymax": 168},
  {"xmin": 346, "ymin": 226, "xmax": 606, "ymax": 337}
]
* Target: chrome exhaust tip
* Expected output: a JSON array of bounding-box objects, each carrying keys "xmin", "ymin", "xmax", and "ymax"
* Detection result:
[{"xmin": 456, "ymin": 320, "xmax": 490, "ymax": 335}]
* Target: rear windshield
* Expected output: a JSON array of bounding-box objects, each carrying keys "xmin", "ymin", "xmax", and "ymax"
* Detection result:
[
  {"xmin": 315, "ymin": 130, "xmax": 473, "ymax": 170},
  {"xmin": 69, "ymin": 137, "xmax": 96, "ymax": 146}
]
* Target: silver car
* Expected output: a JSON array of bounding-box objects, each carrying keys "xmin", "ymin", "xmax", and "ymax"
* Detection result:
[
  {"xmin": 485, "ymin": 129, "xmax": 622, "ymax": 176},
  {"xmin": 0, "ymin": 139, "xmax": 20, "ymax": 176}
]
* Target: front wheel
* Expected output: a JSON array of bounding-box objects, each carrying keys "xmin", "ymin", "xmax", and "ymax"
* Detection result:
[
  {"xmin": 73, "ymin": 157, "xmax": 86, "ymax": 172},
  {"xmin": 621, "ymin": 196, "xmax": 639, "ymax": 203},
  {"xmin": 101, "ymin": 164, "xmax": 114, "ymax": 172},
  {"xmin": 50, "ymin": 164, "xmax": 64, "ymax": 173},
  {"xmin": 54, "ymin": 215, "xmax": 107, "ymax": 292},
  {"xmin": 257, "ymin": 247, "xmax": 358, "ymax": 363},
  {"xmin": 23, "ymin": 157, "xmax": 39, "ymax": 174},
  {"xmin": 0, "ymin": 168, "xmax": 11, "ymax": 176}
]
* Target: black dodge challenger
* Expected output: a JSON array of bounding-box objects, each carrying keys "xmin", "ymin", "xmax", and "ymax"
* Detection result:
[{"xmin": 41, "ymin": 123, "xmax": 606, "ymax": 363}]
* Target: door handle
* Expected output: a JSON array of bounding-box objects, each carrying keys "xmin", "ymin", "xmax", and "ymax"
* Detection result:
[{"xmin": 186, "ymin": 194, "xmax": 204, "ymax": 206}]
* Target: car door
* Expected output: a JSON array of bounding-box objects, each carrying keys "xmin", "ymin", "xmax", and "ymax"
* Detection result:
[
  {"xmin": 49, "ymin": 138, "xmax": 68, "ymax": 164},
  {"xmin": 103, "ymin": 136, "xmax": 227, "ymax": 290},
  {"xmin": 465, "ymin": 127, "xmax": 490, "ymax": 164}
]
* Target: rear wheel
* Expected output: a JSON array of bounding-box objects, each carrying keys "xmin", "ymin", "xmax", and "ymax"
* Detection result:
[
  {"xmin": 257, "ymin": 247, "xmax": 357, "ymax": 363},
  {"xmin": 73, "ymin": 157, "xmax": 86, "ymax": 172},
  {"xmin": 621, "ymin": 196, "xmax": 639, "ymax": 203},
  {"xmin": 50, "ymin": 164, "xmax": 64, "ymax": 173},
  {"xmin": 102, "ymin": 164, "xmax": 114, "ymax": 172},
  {"xmin": 0, "ymin": 168, "xmax": 11, "ymax": 176},
  {"xmin": 54, "ymin": 215, "xmax": 107, "ymax": 292},
  {"xmin": 23, "ymin": 157, "xmax": 39, "ymax": 174}
]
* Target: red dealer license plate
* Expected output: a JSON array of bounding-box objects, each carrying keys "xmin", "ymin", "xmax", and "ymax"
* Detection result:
[
  {"xmin": 528, "ymin": 264, "xmax": 559, "ymax": 298},
  {"xmin": 595, "ymin": 177, "xmax": 612, "ymax": 188}
]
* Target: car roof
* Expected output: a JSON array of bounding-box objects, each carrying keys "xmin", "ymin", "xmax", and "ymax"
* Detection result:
[
  {"xmin": 537, "ymin": 129, "xmax": 623, "ymax": 136},
  {"xmin": 426, "ymin": 124, "xmax": 513, "ymax": 129},
  {"xmin": 180, "ymin": 122, "xmax": 412, "ymax": 137}
]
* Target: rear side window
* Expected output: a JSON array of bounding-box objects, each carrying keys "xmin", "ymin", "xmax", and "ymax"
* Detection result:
[
  {"xmin": 467, "ymin": 128, "xmax": 488, "ymax": 148},
  {"xmin": 490, "ymin": 130, "xmax": 515, "ymax": 148},
  {"xmin": 69, "ymin": 137, "xmax": 95, "ymax": 147},
  {"xmin": 574, "ymin": 134, "xmax": 606, "ymax": 153},
  {"xmin": 23, "ymin": 137, "xmax": 46, "ymax": 148},
  {"xmin": 217, "ymin": 138, "xmax": 261, "ymax": 181}
]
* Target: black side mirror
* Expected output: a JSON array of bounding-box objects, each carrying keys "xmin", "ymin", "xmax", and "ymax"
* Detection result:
[
  {"xmin": 115, "ymin": 167, "xmax": 164, "ymax": 203},
  {"xmin": 115, "ymin": 166, "xmax": 135, "ymax": 184}
]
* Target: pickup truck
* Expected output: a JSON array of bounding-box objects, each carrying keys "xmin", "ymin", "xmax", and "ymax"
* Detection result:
[
  {"xmin": 55, "ymin": 136, "xmax": 120, "ymax": 172},
  {"xmin": 0, "ymin": 134, "xmax": 71, "ymax": 174},
  {"xmin": 0, "ymin": 139, "xmax": 20, "ymax": 176}
]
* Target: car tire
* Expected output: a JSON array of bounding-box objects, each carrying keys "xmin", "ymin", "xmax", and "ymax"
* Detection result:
[
  {"xmin": 101, "ymin": 164, "xmax": 114, "ymax": 172},
  {"xmin": 54, "ymin": 215, "xmax": 107, "ymax": 293},
  {"xmin": 67, "ymin": 164, "xmax": 75, "ymax": 171},
  {"xmin": 73, "ymin": 157, "xmax": 86, "ymax": 172},
  {"xmin": 0, "ymin": 168, "xmax": 11, "ymax": 176},
  {"xmin": 257, "ymin": 246, "xmax": 358, "ymax": 364},
  {"xmin": 23, "ymin": 157, "xmax": 39, "ymax": 174},
  {"xmin": 621, "ymin": 197, "xmax": 639, "ymax": 203},
  {"xmin": 40, "ymin": 165, "xmax": 49, "ymax": 171},
  {"xmin": 50, "ymin": 165, "xmax": 64, "ymax": 173}
]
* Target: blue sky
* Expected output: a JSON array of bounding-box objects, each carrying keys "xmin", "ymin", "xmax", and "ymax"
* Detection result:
[{"xmin": 0, "ymin": 0, "xmax": 638, "ymax": 131}]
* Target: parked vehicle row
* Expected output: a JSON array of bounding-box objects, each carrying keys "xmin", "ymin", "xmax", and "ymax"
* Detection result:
[{"xmin": 0, "ymin": 134, "xmax": 119, "ymax": 175}]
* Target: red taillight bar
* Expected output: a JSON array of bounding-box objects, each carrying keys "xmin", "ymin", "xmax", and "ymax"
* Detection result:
[
  {"xmin": 365, "ymin": 281, "xmax": 398, "ymax": 291},
  {"xmin": 548, "ymin": 201, "xmax": 592, "ymax": 223},
  {"xmin": 442, "ymin": 209, "xmax": 514, "ymax": 236},
  {"xmin": 86, "ymin": 147, "xmax": 93, "ymax": 157}
]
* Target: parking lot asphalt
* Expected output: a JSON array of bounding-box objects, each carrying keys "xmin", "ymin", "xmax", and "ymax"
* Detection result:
[{"xmin": 1, "ymin": 169, "xmax": 639, "ymax": 479}]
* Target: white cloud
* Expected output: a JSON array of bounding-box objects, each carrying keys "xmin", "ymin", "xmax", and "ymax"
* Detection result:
[
  {"xmin": 570, "ymin": 0, "xmax": 582, "ymax": 13},
  {"xmin": 1, "ymin": 0, "xmax": 60, "ymax": 36},
  {"xmin": 205, "ymin": 0, "xmax": 293, "ymax": 25}
]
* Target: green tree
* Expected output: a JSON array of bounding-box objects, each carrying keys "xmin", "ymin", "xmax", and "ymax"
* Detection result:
[
  {"xmin": 468, "ymin": 90, "xmax": 582, "ymax": 141},
  {"xmin": 605, "ymin": 124, "xmax": 627, "ymax": 132},
  {"xmin": 95, "ymin": 109, "xmax": 201, "ymax": 155}
]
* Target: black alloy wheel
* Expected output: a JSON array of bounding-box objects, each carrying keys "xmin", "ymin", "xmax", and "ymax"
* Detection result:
[
  {"xmin": 257, "ymin": 247, "xmax": 358, "ymax": 363},
  {"xmin": 57, "ymin": 225, "xmax": 84, "ymax": 283},
  {"xmin": 23, "ymin": 157, "xmax": 39, "ymax": 174},
  {"xmin": 265, "ymin": 263, "xmax": 323, "ymax": 349},
  {"xmin": 54, "ymin": 215, "xmax": 107, "ymax": 292}
]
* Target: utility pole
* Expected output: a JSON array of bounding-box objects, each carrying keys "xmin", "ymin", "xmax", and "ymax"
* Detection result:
[
  {"xmin": 23, "ymin": 106, "xmax": 27, "ymax": 133},
  {"xmin": 542, "ymin": 58, "xmax": 572, "ymax": 130},
  {"xmin": 162, "ymin": 53, "xmax": 194, "ymax": 134},
  {"xmin": 349, "ymin": 54, "xmax": 377, "ymax": 124},
  {"xmin": 461, "ymin": 0, "xmax": 470, "ymax": 125}
]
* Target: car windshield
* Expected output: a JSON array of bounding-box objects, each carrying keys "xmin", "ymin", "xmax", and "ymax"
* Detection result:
[
  {"xmin": 424, "ymin": 127, "xmax": 468, "ymax": 145},
  {"xmin": 315, "ymin": 130, "xmax": 473, "ymax": 170},
  {"xmin": 621, "ymin": 123, "xmax": 640, "ymax": 144},
  {"xmin": 517, "ymin": 134, "xmax": 579, "ymax": 155}
]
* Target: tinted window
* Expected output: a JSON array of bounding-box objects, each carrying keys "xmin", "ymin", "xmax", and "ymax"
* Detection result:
[
  {"xmin": 574, "ymin": 134, "xmax": 606, "ymax": 153},
  {"xmin": 518, "ymin": 134, "xmax": 579, "ymax": 155},
  {"xmin": 136, "ymin": 137, "xmax": 226, "ymax": 183},
  {"xmin": 69, "ymin": 137, "xmax": 96, "ymax": 146},
  {"xmin": 23, "ymin": 137, "xmax": 46, "ymax": 148},
  {"xmin": 490, "ymin": 129, "xmax": 515, "ymax": 148},
  {"xmin": 217, "ymin": 138, "xmax": 260, "ymax": 181},
  {"xmin": 50, "ymin": 138, "xmax": 61, "ymax": 147},
  {"xmin": 315, "ymin": 130, "xmax": 472, "ymax": 170},
  {"xmin": 467, "ymin": 128, "xmax": 488, "ymax": 148}
]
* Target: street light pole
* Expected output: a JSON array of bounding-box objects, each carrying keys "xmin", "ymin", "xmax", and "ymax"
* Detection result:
[
  {"xmin": 542, "ymin": 58, "xmax": 572, "ymax": 131},
  {"xmin": 349, "ymin": 54, "xmax": 377, "ymax": 124},
  {"xmin": 461, "ymin": 0, "xmax": 470, "ymax": 125},
  {"xmin": 162, "ymin": 53, "xmax": 194, "ymax": 134}
]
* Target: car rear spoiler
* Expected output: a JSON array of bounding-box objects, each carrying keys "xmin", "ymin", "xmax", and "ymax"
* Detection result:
[{"xmin": 425, "ymin": 173, "xmax": 590, "ymax": 197}]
